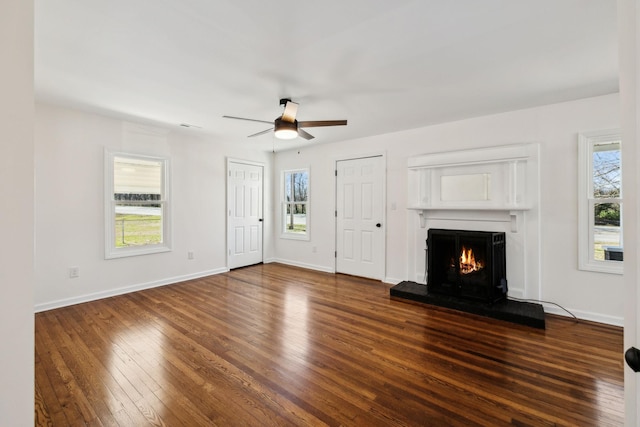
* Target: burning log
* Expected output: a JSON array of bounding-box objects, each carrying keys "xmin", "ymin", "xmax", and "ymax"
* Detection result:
[{"xmin": 460, "ymin": 246, "xmax": 484, "ymax": 274}]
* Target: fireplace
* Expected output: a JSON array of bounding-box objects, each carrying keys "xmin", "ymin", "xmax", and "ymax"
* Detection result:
[
  {"xmin": 393, "ymin": 145, "xmax": 542, "ymax": 326},
  {"xmin": 427, "ymin": 228, "xmax": 507, "ymax": 304}
]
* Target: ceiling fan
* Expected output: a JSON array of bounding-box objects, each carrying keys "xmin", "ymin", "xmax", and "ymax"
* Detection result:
[{"xmin": 223, "ymin": 98, "xmax": 347, "ymax": 140}]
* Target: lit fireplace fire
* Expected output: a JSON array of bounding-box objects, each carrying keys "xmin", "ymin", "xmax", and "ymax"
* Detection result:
[
  {"xmin": 459, "ymin": 245, "xmax": 484, "ymax": 274},
  {"xmin": 427, "ymin": 228, "xmax": 507, "ymax": 303}
]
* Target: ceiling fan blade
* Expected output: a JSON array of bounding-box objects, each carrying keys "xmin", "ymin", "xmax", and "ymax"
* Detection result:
[
  {"xmin": 222, "ymin": 115, "xmax": 274, "ymax": 125},
  {"xmin": 298, "ymin": 128, "xmax": 315, "ymax": 140},
  {"xmin": 247, "ymin": 128, "xmax": 274, "ymax": 138},
  {"xmin": 281, "ymin": 101, "xmax": 299, "ymax": 123},
  {"xmin": 298, "ymin": 119, "xmax": 347, "ymax": 128}
]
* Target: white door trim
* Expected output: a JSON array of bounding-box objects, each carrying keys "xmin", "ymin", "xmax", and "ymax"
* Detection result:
[
  {"xmin": 334, "ymin": 153, "xmax": 387, "ymax": 280},
  {"xmin": 226, "ymin": 158, "xmax": 265, "ymax": 269}
]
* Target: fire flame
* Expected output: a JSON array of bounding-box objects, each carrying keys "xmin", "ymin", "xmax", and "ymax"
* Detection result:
[{"xmin": 459, "ymin": 245, "xmax": 484, "ymax": 274}]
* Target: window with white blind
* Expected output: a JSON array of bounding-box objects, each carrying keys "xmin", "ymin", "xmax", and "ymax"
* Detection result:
[{"xmin": 105, "ymin": 149, "xmax": 171, "ymax": 258}]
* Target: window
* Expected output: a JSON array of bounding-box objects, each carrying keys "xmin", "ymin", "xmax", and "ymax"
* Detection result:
[
  {"xmin": 578, "ymin": 130, "xmax": 622, "ymax": 274},
  {"xmin": 281, "ymin": 169, "xmax": 309, "ymax": 240},
  {"xmin": 105, "ymin": 150, "xmax": 171, "ymax": 258}
]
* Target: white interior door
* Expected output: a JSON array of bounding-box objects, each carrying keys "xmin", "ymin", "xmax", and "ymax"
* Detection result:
[
  {"xmin": 336, "ymin": 156, "xmax": 385, "ymax": 280},
  {"xmin": 228, "ymin": 160, "xmax": 263, "ymax": 269}
]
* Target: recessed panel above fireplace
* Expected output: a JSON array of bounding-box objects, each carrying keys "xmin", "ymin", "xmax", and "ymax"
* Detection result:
[
  {"xmin": 427, "ymin": 228, "xmax": 507, "ymax": 304},
  {"xmin": 440, "ymin": 173, "xmax": 491, "ymax": 202}
]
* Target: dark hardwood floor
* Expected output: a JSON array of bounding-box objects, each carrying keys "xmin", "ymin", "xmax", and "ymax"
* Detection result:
[{"xmin": 35, "ymin": 263, "xmax": 624, "ymax": 426}]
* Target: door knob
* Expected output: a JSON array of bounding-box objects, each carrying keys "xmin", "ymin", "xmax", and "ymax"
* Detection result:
[
  {"xmin": 376, "ymin": 223, "xmax": 382, "ymax": 228},
  {"xmin": 626, "ymin": 347, "xmax": 640, "ymax": 372}
]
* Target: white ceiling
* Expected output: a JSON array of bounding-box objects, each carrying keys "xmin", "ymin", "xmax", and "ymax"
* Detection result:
[{"xmin": 34, "ymin": 0, "xmax": 618, "ymax": 151}]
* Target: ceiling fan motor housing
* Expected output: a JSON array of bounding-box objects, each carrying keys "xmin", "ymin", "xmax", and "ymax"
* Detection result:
[{"xmin": 274, "ymin": 117, "xmax": 298, "ymax": 139}]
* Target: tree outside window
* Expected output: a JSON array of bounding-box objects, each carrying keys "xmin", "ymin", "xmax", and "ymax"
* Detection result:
[
  {"xmin": 282, "ymin": 169, "xmax": 309, "ymax": 238},
  {"xmin": 591, "ymin": 141, "xmax": 621, "ymax": 260}
]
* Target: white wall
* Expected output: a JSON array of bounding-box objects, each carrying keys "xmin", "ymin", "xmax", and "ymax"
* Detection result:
[
  {"xmin": 35, "ymin": 93, "xmax": 624, "ymax": 326},
  {"xmin": 34, "ymin": 103, "xmax": 273, "ymax": 310},
  {"xmin": 0, "ymin": 0, "xmax": 34, "ymax": 425},
  {"xmin": 274, "ymin": 93, "xmax": 623, "ymax": 325}
]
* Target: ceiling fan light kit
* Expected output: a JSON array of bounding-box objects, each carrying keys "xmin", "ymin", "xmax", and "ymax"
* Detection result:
[
  {"xmin": 274, "ymin": 117, "xmax": 299, "ymax": 140},
  {"xmin": 223, "ymin": 99, "xmax": 347, "ymax": 141}
]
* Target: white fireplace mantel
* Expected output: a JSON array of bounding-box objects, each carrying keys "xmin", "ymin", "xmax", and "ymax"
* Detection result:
[
  {"xmin": 407, "ymin": 143, "xmax": 538, "ymax": 229},
  {"xmin": 406, "ymin": 143, "xmax": 540, "ymax": 301}
]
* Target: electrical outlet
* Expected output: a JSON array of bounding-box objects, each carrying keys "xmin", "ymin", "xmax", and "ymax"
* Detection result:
[
  {"xmin": 312, "ymin": 246, "xmax": 317, "ymax": 253},
  {"xmin": 188, "ymin": 251, "xmax": 194, "ymax": 260},
  {"xmin": 68, "ymin": 267, "xmax": 79, "ymax": 278}
]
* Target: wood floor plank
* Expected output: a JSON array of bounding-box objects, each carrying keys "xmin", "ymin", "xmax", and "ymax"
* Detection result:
[
  {"xmin": 48, "ymin": 311, "xmax": 146, "ymax": 426},
  {"xmin": 36, "ymin": 263, "xmax": 624, "ymax": 426},
  {"xmin": 34, "ymin": 381, "xmax": 53, "ymax": 427}
]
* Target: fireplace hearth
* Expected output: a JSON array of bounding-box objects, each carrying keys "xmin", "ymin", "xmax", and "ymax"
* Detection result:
[
  {"xmin": 428, "ymin": 228, "xmax": 507, "ymax": 304},
  {"xmin": 390, "ymin": 227, "xmax": 545, "ymax": 329},
  {"xmin": 389, "ymin": 281, "xmax": 545, "ymax": 328}
]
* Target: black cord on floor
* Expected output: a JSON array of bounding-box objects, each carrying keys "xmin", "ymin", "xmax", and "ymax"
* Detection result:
[{"xmin": 508, "ymin": 296, "xmax": 578, "ymax": 321}]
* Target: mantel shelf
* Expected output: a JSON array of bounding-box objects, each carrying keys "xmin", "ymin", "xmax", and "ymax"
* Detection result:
[
  {"xmin": 408, "ymin": 206, "xmax": 530, "ymax": 231},
  {"xmin": 407, "ymin": 206, "xmax": 531, "ymax": 212}
]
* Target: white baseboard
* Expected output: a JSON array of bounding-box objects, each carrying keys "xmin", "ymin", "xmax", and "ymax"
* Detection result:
[
  {"xmin": 542, "ymin": 304, "xmax": 623, "ymax": 327},
  {"xmin": 34, "ymin": 268, "xmax": 229, "ymax": 313},
  {"xmin": 384, "ymin": 276, "xmax": 403, "ymax": 285},
  {"xmin": 266, "ymin": 258, "xmax": 335, "ymax": 274},
  {"xmin": 268, "ymin": 259, "xmax": 400, "ymax": 284}
]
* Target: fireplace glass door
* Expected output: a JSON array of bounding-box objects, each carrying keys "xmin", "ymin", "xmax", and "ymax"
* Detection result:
[{"xmin": 427, "ymin": 229, "xmax": 507, "ymax": 304}]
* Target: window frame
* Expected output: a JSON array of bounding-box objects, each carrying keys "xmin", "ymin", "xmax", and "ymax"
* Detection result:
[
  {"xmin": 577, "ymin": 129, "xmax": 623, "ymax": 274},
  {"xmin": 104, "ymin": 149, "xmax": 172, "ymax": 259},
  {"xmin": 280, "ymin": 168, "xmax": 310, "ymax": 241}
]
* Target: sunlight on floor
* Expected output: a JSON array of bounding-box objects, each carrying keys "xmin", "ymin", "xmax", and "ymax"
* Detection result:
[
  {"xmin": 107, "ymin": 321, "xmax": 167, "ymax": 410},
  {"xmin": 595, "ymin": 378, "xmax": 624, "ymax": 420},
  {"xmin": 282, "ymin": 288, "xmax": 310, "ymax": 360}
]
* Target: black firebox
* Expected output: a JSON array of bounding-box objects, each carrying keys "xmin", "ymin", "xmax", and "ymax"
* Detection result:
[{"xmin": 427, "ymin": 228, "xmax": 507, "ymax": 304}]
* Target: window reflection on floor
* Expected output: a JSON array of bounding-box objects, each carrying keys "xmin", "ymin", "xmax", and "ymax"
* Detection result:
[
  {"xmin": 107, "ymin": 321, "xmax": 167, "ymax": 408},
  {"xmin": 282, "ymin": 288, "xmax": 309, "ymax": 360}
]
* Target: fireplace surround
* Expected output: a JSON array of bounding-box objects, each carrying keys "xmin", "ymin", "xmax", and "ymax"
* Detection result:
[
  {"xmin": 427, "ymin": 228, "xmax": 507, "ymax": 304},
  {"xmin": 405, "ymin": 143, "xmax": 540, "ymax": 301},
  {"xmin": 390, "ymin": 144, "xmax": 544, "ymax": 328}
]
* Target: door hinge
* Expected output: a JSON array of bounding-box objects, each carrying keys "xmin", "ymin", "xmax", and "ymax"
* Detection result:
[
  {"xmin": 335, "ymin": 251, "xmax": 337, "ymax": 258},
  {"xmin": 335, "ymin": 170, "xmax": 337, "ymax": 176},
  {"xmin": 335, "ymin": 210, "xmax": 337, "ymax": 217}
]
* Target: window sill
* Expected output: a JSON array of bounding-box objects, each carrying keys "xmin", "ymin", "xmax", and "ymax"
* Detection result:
[
  {"xmin": 106, "ymin": 244, "xmax": 171, "ymax": 259},
  {"xmin": 578, "ymin": 260, "xmax": 623, "ymax": 275},
  {"xmin": 280, "ymin": 232, "xmax": 310, "ymax": 241}
]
